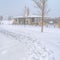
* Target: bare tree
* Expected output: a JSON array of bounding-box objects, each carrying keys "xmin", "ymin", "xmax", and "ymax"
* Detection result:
[
  {"xmin": 32, "ymin": 0, "xmax": 48, "ymax": 32},
  {"xmin": 24, "ymin": 5, "xmax": 30, "ymax": 24}
]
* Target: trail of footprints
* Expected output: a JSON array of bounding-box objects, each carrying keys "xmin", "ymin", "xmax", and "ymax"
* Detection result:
[{"xmin": 0, "ymin": 29, "xmax": 55, "ymax": 60}]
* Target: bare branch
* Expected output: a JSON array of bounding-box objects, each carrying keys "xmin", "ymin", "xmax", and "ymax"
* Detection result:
[
  {"xmin": 32, "ymin": 0, "xmax": 42, "ymax": 10},
  {"xmin": 32, "ymin": 0, "xmax": 49, "ymax": 32}
]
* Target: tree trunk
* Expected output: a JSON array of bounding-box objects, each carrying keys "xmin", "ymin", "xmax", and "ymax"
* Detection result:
[
  {"xmin": 41, "ymin": 9, "xmax": 44, "ymax": 32},
  {"xmin": 41, "ymin": 1, "xmax": 45, "ymax": 32},
  {"xmin": 41, "ymin": 13, "xmax": 44, "ymax": 32}
]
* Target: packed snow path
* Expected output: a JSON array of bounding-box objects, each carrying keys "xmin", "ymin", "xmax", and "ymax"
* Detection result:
[{"xmin": 0, "ymin": 25, "xmax": 60, "ymax": 60}]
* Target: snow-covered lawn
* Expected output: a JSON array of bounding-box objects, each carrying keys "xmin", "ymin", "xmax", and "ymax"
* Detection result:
[{"xmin": 0, "ymin": 25, "xmax": 60, "ymax": 60}]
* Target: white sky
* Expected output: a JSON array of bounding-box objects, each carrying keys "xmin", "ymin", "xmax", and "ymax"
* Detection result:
[{"xmin": 0, "ymin": 0, "xmax": 60, "ymax": 18}]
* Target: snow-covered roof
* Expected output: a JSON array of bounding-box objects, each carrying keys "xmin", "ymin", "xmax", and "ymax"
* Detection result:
[
  {"xmin": 13, "ymin": 15, "xmax": 41, "ymax": 19},
  {"xmin": 13, "ymin": 15, "xmax": 51, "ymax": 19},
  {"xmin": 13, "ymin": 16, "xmax": 24, "ymax": 18}
]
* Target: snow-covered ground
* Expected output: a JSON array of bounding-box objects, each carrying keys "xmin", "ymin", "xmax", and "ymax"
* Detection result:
[{"xmin": 0, "ymin": 25, "xmax": 60, "ymax": 60}]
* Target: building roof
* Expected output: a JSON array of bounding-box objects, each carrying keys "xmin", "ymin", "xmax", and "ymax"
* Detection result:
[{"xmin": 13, "ymin": 15, "xmax": 51, "ymax": 18}]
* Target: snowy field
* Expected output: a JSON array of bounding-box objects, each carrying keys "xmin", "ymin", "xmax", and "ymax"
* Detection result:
[{"xmin": 0, "ymin": 25, "xmax": 60, "ymax": 60}]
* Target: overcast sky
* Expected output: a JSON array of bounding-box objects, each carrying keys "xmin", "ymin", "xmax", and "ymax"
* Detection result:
[{"xmin": 0, "ymin": 0, "xmax": 60, "ymax": 18}]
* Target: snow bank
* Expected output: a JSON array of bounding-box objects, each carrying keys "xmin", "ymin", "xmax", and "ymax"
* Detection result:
[{"xmin": 0, "ymin": 25, "xmax": 60, "ymax": 60}]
